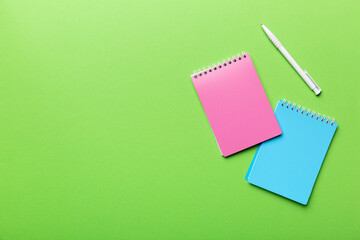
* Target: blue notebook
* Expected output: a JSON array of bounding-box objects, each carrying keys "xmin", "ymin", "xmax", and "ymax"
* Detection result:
[{"xmin": 246, "ymin": 100, "xmax": 337, "ymax": 205}]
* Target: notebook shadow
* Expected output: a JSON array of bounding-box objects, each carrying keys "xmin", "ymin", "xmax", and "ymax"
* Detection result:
[
  {"xmin": 306, "ymin": 124, "xmax": 339, "ymax": 206},
  {"xmin": 223, "ymin": 130, "xmax": 282, "ymax": 159},
  {"xmin": 222, "ymin": 144, "xmax": 259, "ymax": 159},
  {"xmin": 245, "ymin": 181, "xmax": 308, "ymax": 208},
  {"xmin": 245, "ymin": 125, "xmax": 340, "ymax": 207}
]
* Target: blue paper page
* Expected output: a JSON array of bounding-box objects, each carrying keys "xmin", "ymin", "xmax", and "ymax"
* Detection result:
[{"xmin": 246, "ymin": 100, "xmax": 337, "ymax": 205}]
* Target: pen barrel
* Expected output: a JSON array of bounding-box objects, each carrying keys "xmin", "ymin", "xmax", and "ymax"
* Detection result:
[
  {"xmin": 278, "ymin": 46, "xmax": 317, "ymax": 90},
  {"xmin": 269, "ymin": 35, "xmax": 282, "ymax": 49},
  {"xmin": 262, "ymin": 25, "xmax": 282, "ymax": 48}
]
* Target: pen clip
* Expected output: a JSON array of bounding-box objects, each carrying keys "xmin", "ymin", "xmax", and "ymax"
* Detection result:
[{"xmin": 304, "ymin": 70, "xmax": 321, "ymax": 95}]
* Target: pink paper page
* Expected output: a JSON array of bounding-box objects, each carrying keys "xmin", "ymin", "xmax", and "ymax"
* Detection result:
[{"xmin": 192, "ymin": 53, "xmax": 281, "ymax": 157}]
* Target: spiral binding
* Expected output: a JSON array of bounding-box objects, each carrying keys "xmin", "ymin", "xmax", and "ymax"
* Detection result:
[
  {"xmin": 281, "ymin": 99, "xmax": 336, "ymax": 126},
  {"xmin": 192, "ymin": 52, "xmax": 247, "ymax": 79}
]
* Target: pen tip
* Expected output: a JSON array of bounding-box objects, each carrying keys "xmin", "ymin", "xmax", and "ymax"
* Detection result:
[{"xmin": 261, "ymin": 24, "xmax": 264, "ymax": 26}]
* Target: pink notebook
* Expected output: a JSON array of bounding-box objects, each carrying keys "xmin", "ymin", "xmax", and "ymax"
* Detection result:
[{"xmin": 191, "ymin": 53, "xmax": 281, "ymax": 157}]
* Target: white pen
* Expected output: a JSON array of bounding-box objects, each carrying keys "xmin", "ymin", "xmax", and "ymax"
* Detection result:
[{"xmin": 261, "ymin": 24, "xmax": 321, "ymax": 95}]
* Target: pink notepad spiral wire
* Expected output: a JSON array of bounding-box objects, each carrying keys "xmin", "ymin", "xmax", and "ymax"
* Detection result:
[{"xmin": 191, "ymin": 53, "xmax": 281, "ymax": 157}]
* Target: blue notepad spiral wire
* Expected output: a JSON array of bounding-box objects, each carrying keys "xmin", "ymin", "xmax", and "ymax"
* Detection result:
[{"xmin": 246, "ymin": 100, "xmax": 337, "ymax": 205}]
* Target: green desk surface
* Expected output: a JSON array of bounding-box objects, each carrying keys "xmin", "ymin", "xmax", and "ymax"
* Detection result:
[{"xmin": 0, "ymin": 0, "xmax": 359, "ymax": 239}]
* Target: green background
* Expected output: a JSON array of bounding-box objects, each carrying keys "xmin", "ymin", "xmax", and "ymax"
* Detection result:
[{"xmin": 0, "ymin": 0, "xmax": 359, "ymax": 239}]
